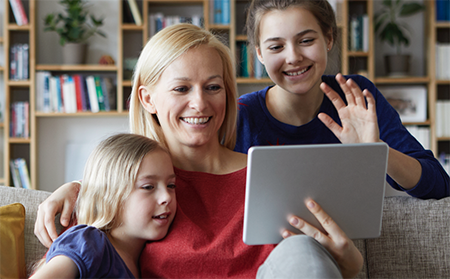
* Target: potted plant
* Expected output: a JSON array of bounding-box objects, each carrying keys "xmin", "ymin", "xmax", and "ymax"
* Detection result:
[
  {"xmin": 374, "ymin": 0, "xmax": 425, "ymax": 77},
  {"xmin": 44, "ymin": 0, "xmax": 106, "ymax": 64}
]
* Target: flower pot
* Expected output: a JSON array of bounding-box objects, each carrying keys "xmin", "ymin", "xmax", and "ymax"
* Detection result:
[
  {"xmin": 384, "ymin": 54, "xmax": 410, "ymax": 77},
  {"xmin": 62, "ymin": 43, "xmax": 87, "ymax": 65}
]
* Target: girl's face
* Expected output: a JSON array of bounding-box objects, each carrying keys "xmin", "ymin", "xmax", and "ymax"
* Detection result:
[
  {"xmin": 256, "ymin": 7, "xmax": 333, "ymax": 96},
  {"xmin": 117, "ymin": 150, "xmax": 176, "ymax": 242},
  {"xmin": 139, "ymin": 45, "xmax": 227, "ymax": 150}
]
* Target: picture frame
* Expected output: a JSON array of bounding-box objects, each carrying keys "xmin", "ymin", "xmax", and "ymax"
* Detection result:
[{"xmin": 379, "ymin": 86, "xmax": 427, "ymax": 122}]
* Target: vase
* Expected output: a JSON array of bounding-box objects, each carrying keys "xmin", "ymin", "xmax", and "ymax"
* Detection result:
[
  {"xmin": 62, "ymin": 43, "xmax": 87, "ymax": 65},
  {"xmin": 384, "ymin": 54, "xmax": 410, "ymax": 77}
]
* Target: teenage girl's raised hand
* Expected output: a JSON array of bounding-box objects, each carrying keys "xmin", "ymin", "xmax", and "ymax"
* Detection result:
[
  {"xmin": 318, "ymin": 73, "xmax": 380, "ymax": 144},
  {"xmin": 282, "ymin": 199, "xmax": 364, "ymax": 279}
]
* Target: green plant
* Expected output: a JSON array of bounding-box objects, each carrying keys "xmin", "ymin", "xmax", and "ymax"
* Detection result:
[
  {"xmin": 374, "ymin": 0, "xmax": 425, "ymax": 55},
  {"xmin": 44, "ymin": 0, "xmax": 106, "ymax": 46}
]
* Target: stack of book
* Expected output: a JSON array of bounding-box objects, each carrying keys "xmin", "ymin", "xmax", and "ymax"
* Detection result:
[
  {"xmin": 436, "ymin": 100, "xmax": 450, "ymax": 137},
  {"xmin": 148, "ymin": 13, "xmax": 203, "ymax": 37},
  {"xmin": 236, "ymin": 42, "xmax": 269, "ymax": 79},
  {"xmin": 436, "ymin": 43, "xmax": 450, "ymax": 79},
  {"xmin": 35, "ymin": 72, "xmax": 116, "ymax": 113},
  {"xmin": 436, "ymin": 0, "xmax": 450, "ymax": 21},
  {"xmin": 349, "ymin": 15, "xmax": 369, "ymax": 52},
  {"xmin": 9, "ymin": 0, "xmax": 28, "ymax": 26},
  {"xmin": 211, "ymin": 0, "xmax": 230, "ymax": 25},
  {"xmin": 10, "ymin": 158, "xmax": 31, "ymax": 189},
  {"xmin": 10, "ymin": 43, "xmax": 29, "ymax": 80},
  {"xmin": 10, "ymin": 102, "xmax": 29, "ymax": 138}
]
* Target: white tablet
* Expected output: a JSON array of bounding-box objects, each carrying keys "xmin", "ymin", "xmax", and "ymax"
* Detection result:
[{"xmin": 243, "ymin": 143, "xmax": 388, "ymax": 245}]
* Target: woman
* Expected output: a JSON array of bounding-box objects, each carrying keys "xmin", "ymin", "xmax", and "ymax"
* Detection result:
[{"xmin": 35, "ymin": 24, "xmax": 362, "ymax": 278}]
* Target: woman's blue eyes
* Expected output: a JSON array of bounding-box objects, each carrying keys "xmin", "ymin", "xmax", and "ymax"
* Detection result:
[{"xmin": 173, "ymin": 85, "xmax": 222, "ymax": 92}]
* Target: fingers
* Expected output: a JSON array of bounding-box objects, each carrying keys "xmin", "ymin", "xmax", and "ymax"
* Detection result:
[
  {"xmin": 317, "ymin": 112, "xmax": 342, "ymax": 138},
  {"xmin": 363, "ymin": 89, "xmax": 376, "ymax": 113},
  {"xmin": 335, "ymin": 73, "xmax": 367, "ymax": 109},
  {"xmin": 320, "ymin": 82, "xmax": 346, "ymax": 111},
  {"xmin": 35, "ymin": 202, "xmax": 58, "ymax": 248}
]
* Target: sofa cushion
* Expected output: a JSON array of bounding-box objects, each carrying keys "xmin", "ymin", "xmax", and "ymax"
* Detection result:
[
  {"xmin": 0, "ymin": 186, "xmax": 62, "ymax": 277},
  {"xmin": 366, "ymin": 196, "xmax": 450, "ymax": 278},
  {"xmin": 0, "ymin": 203, "xmax": 26, "ymax": 279}
]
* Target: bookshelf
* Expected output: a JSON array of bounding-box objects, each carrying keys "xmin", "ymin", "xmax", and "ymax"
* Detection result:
[
  {"xmin": 0, "ymin": 6, "xmax": 4, "ymax": 184},
  {"xmin": 1, "ymin": 0, "xmax": 448, "ymax": 190}
]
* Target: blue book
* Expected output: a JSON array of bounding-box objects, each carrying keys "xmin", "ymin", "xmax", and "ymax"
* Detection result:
[
  {"xmin": 214, "ymin": 0, "xmax": 222, "ymax": 24},
  {"xmin": 436, "ymin": 0, "xmax": 450, "ymax": 21},
  {"xmin": 222, "ymin": 0, "xmax": 230, "ymax": 24}
]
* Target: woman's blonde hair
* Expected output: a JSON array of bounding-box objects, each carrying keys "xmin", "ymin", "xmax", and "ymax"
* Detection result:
[
  {"xmin": 129, "ymin": 23, "xmax": 238, "ymax": 150},
  {"xmin": 76, "ymin": 133, "xmax": 168, "ymax": 231}
]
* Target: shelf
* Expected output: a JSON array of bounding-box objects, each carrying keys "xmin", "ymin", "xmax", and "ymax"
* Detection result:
[
  {"xmin": 121, "ymin": 24, "xmax": 144, "ymax": 30},
  {"xmin": 237, "ymin": 77, "xmax": 273, "ymax": 84},
  {"xmin": 35, "ymin": 111, "xmax": 129, "ymax": 117},
  {"xmin": 7, "ymin": 80, "xmax": 31, "ymax": 86},
  {"xmin": 7, "ymin": 24, "xmax": 31, "ymax": 30},
  {"xmin": 436, "ymin": 80, "xmax": 450, "ymax": 85},
  {"xmin": 403, "ymin": 120, "xmax": 432, "ymax": 126},
  {"xmin": 36, "ymin": 65, "xmax": 118, "ymax": 71},
  {"xmin": 0, "ymin": 36, "xmax": 3, "ymax": 43},
  {"xmin": 235, "ymin": 35, "xmax": 247, "ymax": 41},
  {"xmin": 209, "ymin": 24, "xmax": 231, "ymax": 30},
  {"xmin": 374, "ymin": 76, "xmax": 430, "ymax": 84},
  {"xmin": 147, "ymin": 0, "xmax": 204, "ymax": 3},
  {"xmin": 0, "ymin": 66, "xmax": 4, "ymax": 72},
  {"xmin": 435, "ymin": 22, "xmax": 450, "ymax": 28},
  {"xmin": 9, "ymin": 138, "xmax": 31, "ymax": 144},
  {"xmin": 347, "ymin": 51, "xmax": 370, "ymax": 57},
  {"xmin": 123, "ymin": 80, "xmax": 133, "ymax": 87},
  {"xmin": 437, "ymin": 137, "xmax": 450, "ymax": 141}
]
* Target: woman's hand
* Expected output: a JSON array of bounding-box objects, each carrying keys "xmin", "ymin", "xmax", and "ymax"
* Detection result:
[
  {"xmin": 318, "ymin": 73, "xmax": 380, "ymax": 144},
  {"xmin": 34, "ymin": 182, "xmax": 81, "ymax": 248},
  {"xmin": 282, "ymin": 199, "xmax": 363, "ymax": 279}
]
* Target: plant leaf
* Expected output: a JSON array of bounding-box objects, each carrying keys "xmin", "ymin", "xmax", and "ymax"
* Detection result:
[{"xmin": 399, "ymin": 3, "xmax": 425, "ymax": 17}]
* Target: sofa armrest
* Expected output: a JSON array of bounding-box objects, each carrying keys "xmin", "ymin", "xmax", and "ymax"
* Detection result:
[{"xmin": 366, "ymin": 196, "xmax": 450, "ymax": 278}]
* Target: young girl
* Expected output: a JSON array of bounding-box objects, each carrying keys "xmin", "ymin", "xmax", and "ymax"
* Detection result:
[
  {"xmin": 237, "ymin": 0, "xmax": 449, "ymax": 199},
  {"xmin": 30, "ymin": 133, "xmax": 176, "ymax": 278}
]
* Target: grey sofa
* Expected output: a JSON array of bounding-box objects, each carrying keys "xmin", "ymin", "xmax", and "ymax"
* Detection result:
[{"xmin": 1, "ymin": 185, "xmax": 449, "ymax": 278}]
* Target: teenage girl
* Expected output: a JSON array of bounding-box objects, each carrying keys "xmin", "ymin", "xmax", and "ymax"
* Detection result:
[
  {"xmin": 236, "ymin": 0, "xmax": 449, "ymax": 199},
  {"xmin": 30, "ymin": 133, "xmax": 176, "ymax": 278}
]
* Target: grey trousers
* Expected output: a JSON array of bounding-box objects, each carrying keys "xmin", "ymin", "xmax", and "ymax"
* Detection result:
[{"xmin": 257, "ymin": 235, "xmax": 343, "ymax": 279}]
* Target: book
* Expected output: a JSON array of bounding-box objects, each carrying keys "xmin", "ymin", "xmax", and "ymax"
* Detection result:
[
  {"xmin": 36, "ymin": 71, "xmax": 51, "ymax": 112},
  {"xmin": 15, "ymin": 158, "xmax": 31, "ymax": 189},
  {"xmin": 9, "ymin": 0, "xmax": 28, "ymax": 26},
  {"xmin": 214, "ymin": 0, "xmax": 222, "ymax": 24},
  {"xmin": 94, "ymin": 76, "xmax": 106, "ymax": 111},
  {"xmin": 127, "ymin": 0, "xmax": 142, "ymax": 25},
  {"xmin": 10, "ymin": 160, "xmax": 22, "ymax": 188},
  {"xmin": 73, "ymin": 75, "xmax": 84, "ymax": 112},
  {"xmin": 86, "ymin": 76, "xmax": 100, "ymax": 113},
  {"xmin": 222, "ymin": 0, "xmax": 230, "ymax": 24}
]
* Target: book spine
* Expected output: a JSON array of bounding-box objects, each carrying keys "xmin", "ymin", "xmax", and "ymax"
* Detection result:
[
  {"xmin": 94, "ymin": 76, "xmax": 106, "ymax": 111},
  {"xmin": 10, "ymin": 159, "xmax": 22, "ymax": 188},
  {"xmin": 74, "ymin": 75, "xmax": 84, "ymax": 112},
  {"xmin": 222, "ymin": 0, "xmax": 230, "ymax": 24},
  {"xmin": 127, "ymin": 0, "xmax": 142, "ymax": 25},
  {"xmin": 86, "ymin": 76, "xmax": 99, "ymax": 113}
]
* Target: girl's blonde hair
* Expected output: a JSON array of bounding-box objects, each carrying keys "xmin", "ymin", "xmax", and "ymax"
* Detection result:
[
  {"xmin": 129, "ymin": 23, "xmax": 238, "ymax": 150},
  {"xmin": 76, "ymin": 133, "xmax": 168, "ymax": 231}
]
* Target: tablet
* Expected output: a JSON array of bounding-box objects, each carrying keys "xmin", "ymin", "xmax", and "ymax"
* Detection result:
[{"xmin": 243, "ymin": 143, "xmax": 388, "ymax": 245}]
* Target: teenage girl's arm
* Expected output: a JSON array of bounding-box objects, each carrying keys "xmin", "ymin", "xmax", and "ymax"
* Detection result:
[
  {"xmin": 317, "ymin": 73, "xmax": 422, "ymax": 190},
  {"xmin": 283, "ymin": 199, "xmax": 363, "ymax": 279},
  {"xmin": 34, "ymin": 181, "xmax": 81, "ymax": 247},
  {"xmin": 29, "ymin": 255, "xmax": 79, "ymax": 279}
]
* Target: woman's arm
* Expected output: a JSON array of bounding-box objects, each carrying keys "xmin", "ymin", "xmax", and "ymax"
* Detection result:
[
  {"xmin": 34, "ymin": 182, "xmax": 81, "ymax": 247},
  {"xmin": 29, "ymin": 255, "xmax": 79, "ymax": 279},
  {"xmin": 282, "ymin": 199, "xmax": 363, "ymax": 279}
]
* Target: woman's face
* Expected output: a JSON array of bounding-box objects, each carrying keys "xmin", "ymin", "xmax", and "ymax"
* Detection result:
[
  {"xmin": 139, "ymin": 45, "xmax": 227, "ymax": 150},
  {"xmin": 257, "ymin": 7, "xmax": 332, "ymax": 96}
]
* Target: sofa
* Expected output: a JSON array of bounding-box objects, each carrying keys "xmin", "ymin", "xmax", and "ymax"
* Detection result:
[{"xmin": 1, "ymin": 185, "xmax": 449, "ymax": 279}]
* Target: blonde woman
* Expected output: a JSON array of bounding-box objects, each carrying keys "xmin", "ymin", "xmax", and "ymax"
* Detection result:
[
  {"xmin": 31, "ymin": 133, "xmax": 176, "ymax": 278},
  {"xmin": 35, "ymin": 24, "xmax": 362, "ymax": 278}
]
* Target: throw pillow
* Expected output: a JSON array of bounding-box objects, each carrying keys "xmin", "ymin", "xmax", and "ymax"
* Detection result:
[{"xmin": 0, "ymin": 203, "xmax": 26, "ymax": 279}]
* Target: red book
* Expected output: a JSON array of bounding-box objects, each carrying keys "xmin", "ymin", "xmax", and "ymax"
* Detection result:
[{"xmin": 73, "ymin": 75, "xmax": 83, "ymax": 112}]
